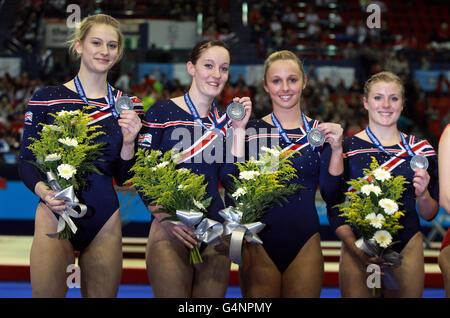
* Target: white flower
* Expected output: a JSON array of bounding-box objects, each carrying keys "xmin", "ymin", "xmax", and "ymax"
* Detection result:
[
  {"xmin": 193, "ymin": 199, "xmax": 206, "ymax": 211},
  {"xmin": 178, "ymin": 184, "xmax": 186, "ymax": 190},
  {"xmin": 361, "ymin": 184, "xmax": 381, "ymax": 196},
  {"xmin": 232, "ymin": 187, "xmax": 247, "ymax": 199},
  {"xmin": 156, "ymin": 161, "xmax": 169, "ymax": 169},
  {"xmin": 57, "ymin": 164, "xmax": 77, "ymax": 180},
  {"xmin": 45, "ymin": 153, "xmax": 61, "ymax": 162},
  {"xmin": 373, "ymin": 230, "xmax": 393, "ymax": 248},
  {"xmin": 58, "ymin": 137, "xmax": 78, "ymax": 147},
  {"xmin": 365, "ymin": 213, "xmax": 385, "ymax": 229},
  {"xmin": 239, "ymin": 170, "xmax": 260, "ymax": 181},
  {"xmin": 42, "ymin": 125, "xmax": 62, "ymax": 132},
  {"xmin": 261, "ymin": 146, "xmax": 280, "ymax": 157},
  {"xmin": 379, "ymin": 198, "xmax": 398, "ymax": 215},
  {"xmin": 178, "ymin": 168, "xmax": 189, "ymax": 174},
  {"xmin": 58, "ymin": 110, "xmax": 79, "ymax": 117},
  {"xmin": 373, "ymin": 168, "xmax": 391, "ymax": 182}
]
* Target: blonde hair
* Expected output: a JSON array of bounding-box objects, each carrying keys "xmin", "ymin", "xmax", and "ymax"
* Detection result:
[
  {"xmin": 363, "ymin": 71, "xmax": 405, "ymax": 101},
  {"xmin": 68, "ymin": 14, "xmax": 124, "ymax": 62},
  {"xmin": 263, "ymin": 50, "xmax": 306, "ymax": 84}
]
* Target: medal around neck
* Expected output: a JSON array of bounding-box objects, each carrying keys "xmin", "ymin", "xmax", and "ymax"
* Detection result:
[
  {"xmin": 410, "ymin": 154, "xmax": 429, "ymax": 170},
  {"xmin": 307, "ymin": 128, "xmax": 325, "ymax": 147},
  {"xmin": 226, "ymin": 102, "xmax": 245, "ymax": 121},
  {"xmin": 115, "ymin": 95, "xmax": 134, "ymax": 115}
]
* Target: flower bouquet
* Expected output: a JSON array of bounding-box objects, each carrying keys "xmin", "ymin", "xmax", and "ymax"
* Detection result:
[
  {"xmin": 27, "ymin": 108, "xmax": 105, "ymax": 239},
  {"xmin": 335, "ymin": 156, "xmax": 408, "ymax": 294},
  {"xmin": 221, "ymin": 146, "xmax": 304, "ymax": 265},
  {"xmin": 126, "ymin": 148, "xmax": 222, "ymax": 264}
]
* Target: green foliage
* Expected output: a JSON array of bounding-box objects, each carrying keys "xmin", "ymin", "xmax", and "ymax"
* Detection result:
[
  {"xmin": 27, "ymin": 107, "xmax": 105, "ymax": 190},
  {"xmin": 127, "ymin": 148, "xmax": 213, "ymax": 264},
  {"xmin": 126, "ymin": 148, "xmax": 212, "ymax": 218},
  {"xmin": 26, "ymin": 106, "xmax": 106, "ymax": 239},
  {"xmin": 335, "ymin": 157, "xmax": 408, "ymax": 240},
  {"xmin": 227, "ymin": 146, "xmax": 304, "ymax": 224}
]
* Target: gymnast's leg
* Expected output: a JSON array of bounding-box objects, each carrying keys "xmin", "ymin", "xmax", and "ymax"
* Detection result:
[
  {"xmin": 238, "ymin": 242, "xmax": 282, "ymax": 298},
  {"xmin": 281, "ymin": 232, "xmax": 324, "ymax": 297},
  {"xmin": 30, "ymin": 203, "xmax": 75, "ymax": 297},
  {"xmin": 145, "ymin": 219, "xmax": 194, "ymax": 297},
  {"xmin": 78, "ymin": 209, "xmax": 123, "ymax": 298},
  {"xmin": 192, "ymin": 237, "xmax": 231, "ymax": 298}
]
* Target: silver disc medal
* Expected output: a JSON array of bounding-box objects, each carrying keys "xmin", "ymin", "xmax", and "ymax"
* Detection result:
[
  {"xmin": 410, "ymin": 154, "xmax": 429, "ymax": 170},
  {"xmin": 307, "ymin": 128, "xmax": 325, "ymax": 147},
  {"xmin": 115, "ymin": 95, "xmax": 134, "ymax": 115},
  {"xmin": 226, "ymin": 102, "xmax": 245, "ymax": 121}
]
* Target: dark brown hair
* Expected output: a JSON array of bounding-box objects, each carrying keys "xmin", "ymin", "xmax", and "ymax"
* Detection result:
[{"xmin": 189, "ymin": 40, "xmax": 230, "ymax": 64}]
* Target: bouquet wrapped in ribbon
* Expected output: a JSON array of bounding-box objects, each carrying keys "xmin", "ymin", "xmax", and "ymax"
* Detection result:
[
  {"xmin": 127, "ymin": 148, "xmax": 222, "ymax": 264},
  {"xmin": 335, "ymin": 156, "xmax": 408, "ymax": 294},
  {"xmin": 221, "ymin": 146, "xmax": 304, "ymax": 266},
  {"xmin": 27, "ymin": 107, "xmax": 105, "ymax": 239}
]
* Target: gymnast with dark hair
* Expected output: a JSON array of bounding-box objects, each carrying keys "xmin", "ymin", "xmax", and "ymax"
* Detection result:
[{"xmin": 137, "ymin": 40, "xmax": 252, "ymax": 298}]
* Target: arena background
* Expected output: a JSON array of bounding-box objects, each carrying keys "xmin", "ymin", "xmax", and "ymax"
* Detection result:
[{"xmin": 0, "ymin": 0, "xmax": 449, "ymax": 298}]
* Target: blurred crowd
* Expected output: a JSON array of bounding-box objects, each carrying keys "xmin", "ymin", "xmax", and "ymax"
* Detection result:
[{"xmin": 0, "ymin": 0, "xmax": 449, "ymax": 162}]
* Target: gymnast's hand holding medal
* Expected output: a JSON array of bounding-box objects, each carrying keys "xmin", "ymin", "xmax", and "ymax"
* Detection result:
[
  {"xmin": 115, "ymin": 95, "xmax": 142, "ymax": 154},
  {"xmin": 226, "ymin": 96, "xmax": 252, "ymax": 130},
  {"xmin": 365, "ymin": 126, "xmax": 432, "ymax": 202}
]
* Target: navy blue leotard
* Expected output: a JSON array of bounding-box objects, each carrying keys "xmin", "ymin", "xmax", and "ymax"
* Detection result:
[
  {"xmin": 327, "ymin": 135, "xmax": 439, "ymax": 252},
  {"xmin": 137, "ymin": 99, "xmax": 236, "ymax": 224},
  {"xmin": 18, "ymin": 85, "xmax": 144, "ymax": 251},
  {"xmin": 222, "ymin": 118, "xmax": 341, "ymax": 273}
]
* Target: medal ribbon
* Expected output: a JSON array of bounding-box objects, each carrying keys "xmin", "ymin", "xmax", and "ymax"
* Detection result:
[
  {"xmin": 271, "ymin": 112, "xmax": 320, "ymax": 151},
  {"xmin": 365, "ymin": 126, "xmax": 414, "ymax": 159},
  {"xmin": 74, "ymin": 75, "xmax": 118, "ymax": 118},
  {"xmin": 184, "ymin": 92, "xmax": 226, "ymax": 136}
]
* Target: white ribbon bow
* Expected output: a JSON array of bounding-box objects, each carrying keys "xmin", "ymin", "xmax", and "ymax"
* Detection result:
[
  {"xmin": 171, "ymin": 210, "xmax": 223, "ymax": 246},
  {"xmin": 46, "ymin": 172, "xmax": 87, "ymax": 238},
  {"xmin": 219, "ymin": 207, "xmax": 265, "ymax": 266},
  {"xmin": 356, "ymin": 238, "xmax": 403, "ymax": 290}
]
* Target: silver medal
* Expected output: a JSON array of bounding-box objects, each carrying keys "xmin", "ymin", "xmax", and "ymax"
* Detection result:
[
  {"xmin": 307, "ymin": 128, "xmax": 325, "ymax": 147},
  {"xmin": 115, "ymin": 95, "xmax": 134, "ymax": 115},
  {"xmin": 226, "ymin": 102, "xmax": 245, "ymax": 121},
  {"xmin": 410, "ymin": 154, "xmax": 429, "ymax": 170}
]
